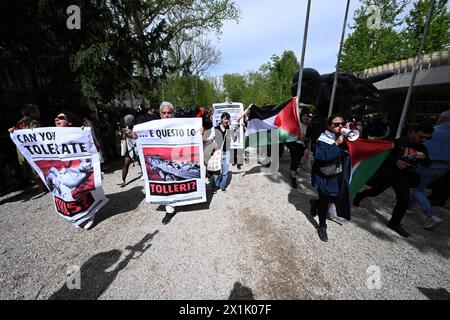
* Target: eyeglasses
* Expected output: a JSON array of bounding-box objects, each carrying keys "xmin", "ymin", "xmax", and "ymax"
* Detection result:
[
  {"xmin": 55, "ymin": 115, "xmax": 67, "ymax": 120},
  {"xmin": 331, "ymin": 122, "xmax": 346, "ymax": 127}
]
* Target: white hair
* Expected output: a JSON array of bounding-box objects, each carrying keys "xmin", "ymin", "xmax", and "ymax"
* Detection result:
[
  {"xmin": 439, "ymin": 110, "xmax": 450, "ymax": 124},
  {"xmin": 159, "ymin": 101, "xmax": 174, "ymax": 112}
]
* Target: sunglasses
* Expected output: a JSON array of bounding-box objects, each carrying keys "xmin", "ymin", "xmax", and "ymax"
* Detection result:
[
  {"xmin": 161, "ymin": 111, "xmax": 173, "ymax": 115},
  {"xmin": 331, "ymin": 122, "xmax": 346, "ymax": 127},
  {"xmin": 55, "ymin": 115, "xmax": 67, "ymax": 120}
]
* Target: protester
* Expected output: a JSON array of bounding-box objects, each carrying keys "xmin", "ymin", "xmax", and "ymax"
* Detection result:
[
  {"xmin": 410, "ymin": 110, "xmax": 450, "ymax": 229},
  {"xmin": 8, "ymin": 104, "xmax": 42, "ymax": 188},
  {"xmin": 427, "ymin": 169, "xmax": 450, "ymax": 206},
  {"xmin": 82, "ymin": 110, "xmax": 104, "ymax": 165},
  {"xmin": 55, "ymin": 110, "xmax": 80, "ymax": 127},
  {"xmin": 310, "ymin": 114, "xmax": 351, "ymax": 242},
  {"xmin": 353, "ymin": 122, "xmax": 434, "ymax": 237},
  {"xmin": 286, "ymin": 112, "xmax": 310, "ymax": 188},
  {"xmin": 157, "ymin": 102, "xmax": 178, "ymax": 225},
  {"xmin": 121, "ymin": 114, "xmax": 140, "ymax": 187},
  {"xmin": 98, "ymin": 112, "xmax": 118, "ymax": 162},
  {"xmin": 208, "ymin": 112, "xmax": 235, "ymax": 194}
]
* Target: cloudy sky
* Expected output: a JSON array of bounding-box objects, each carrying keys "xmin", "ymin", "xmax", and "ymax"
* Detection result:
[{"xmin": 207, "ymin": 0, "xmax": 446, "ymax": 77}]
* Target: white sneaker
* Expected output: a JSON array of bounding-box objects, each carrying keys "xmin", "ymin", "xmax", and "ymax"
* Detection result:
[
  {"xmin": 83, "ymin": 218, "xmax": 95, "ymax": 230},
  {"xmin": 423, "ymin": 216, "xmax": 443, "ymax": 229}
]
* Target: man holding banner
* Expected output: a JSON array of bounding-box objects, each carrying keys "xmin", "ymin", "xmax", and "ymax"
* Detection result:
[{"xmin": 133, "ymin": 102, "xmax": 206, "ymax": 225}]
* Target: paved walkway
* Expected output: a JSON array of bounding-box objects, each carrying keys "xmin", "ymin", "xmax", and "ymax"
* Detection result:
[{"xmin": 0, "ymin": 154, "xmax": 449, "ymax": 300}]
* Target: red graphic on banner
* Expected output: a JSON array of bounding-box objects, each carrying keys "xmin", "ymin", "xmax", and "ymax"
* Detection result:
[{"xmin": 54, "ymin": 193, "xmax": 95, "ymax": 216}]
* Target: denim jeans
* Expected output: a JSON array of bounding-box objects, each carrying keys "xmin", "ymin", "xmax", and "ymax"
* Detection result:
[
  {"xmin": 212, "ymin": 151, "xmax": 230, "ymax": 190},
  {"xmin": 411, "ymin": 166, "xmax": 449, "ymax": 218}
]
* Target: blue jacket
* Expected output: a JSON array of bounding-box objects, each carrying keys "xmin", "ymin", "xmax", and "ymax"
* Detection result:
[
  {"xmin": 424, "ymin": 123, "xmax": 450, "ymax": 169},
  {"xmin": 312, "ymin": 130, "xmax": 351, "ymax": 196}
]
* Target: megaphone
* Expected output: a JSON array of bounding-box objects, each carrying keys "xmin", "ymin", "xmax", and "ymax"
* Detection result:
[{"xmin": 340, "ymin": 127, "xmax": 360, "ymax": 141}]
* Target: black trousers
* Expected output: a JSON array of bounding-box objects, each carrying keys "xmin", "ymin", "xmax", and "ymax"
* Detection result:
[
  {"xmin": 286, "ymin": 142, "xmax": 306, "ymax": 171},
  {"xmin": 358, "ymin": 176, "xmax": 410, "ymax": 226}
]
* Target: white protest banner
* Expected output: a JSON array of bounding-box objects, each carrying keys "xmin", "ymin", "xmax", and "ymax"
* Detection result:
[
  {"xmin": 133, "ymin": 118, "xmax": 206, "ymax": 206},
  {"xmin": 212, "ymin": 102, "xmax": 244, "ymax": 149},
  {"xmin": 10, "ymin": 127, "xmax": 108, "ymax": 227}
]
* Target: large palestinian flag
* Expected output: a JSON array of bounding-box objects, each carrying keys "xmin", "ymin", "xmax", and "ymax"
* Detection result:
[
  {"xmin": 246, "ymin": 98, "xmax": 301, "ymax": 146},
  {"xmin": 348, "ymin": 138, "xmax": 394, "ymax": 199}
]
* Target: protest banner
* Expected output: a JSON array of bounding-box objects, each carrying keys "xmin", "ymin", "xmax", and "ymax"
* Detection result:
[
  {"xmin": 212, "ymin": 102, "xmax": 244, "ymax": 149},
  {"xmin": 10, "ymin": 127, "xmax": 109, "ymax": 227},
  {"xmin": 133, "ymin": 118, "xmax": 206, "ymax": 206}
]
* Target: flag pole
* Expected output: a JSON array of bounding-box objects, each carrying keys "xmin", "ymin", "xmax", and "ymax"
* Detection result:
[
  {"xmin": 328, "ymin": 0, "xmax": 351, "ymax": 118},
  {"xmin": 295, "ymin": 0, "xmax": 312, "ymax": 125},
  {"xmin": 395, "ymin": 0, "xmax": 435, "ymax": 138}
]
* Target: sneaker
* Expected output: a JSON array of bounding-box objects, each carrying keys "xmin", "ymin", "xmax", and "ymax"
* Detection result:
[
  {"xmin": 162, "ymin": 212, "xmax": 174, "ymax": 225},
  {"xmin": 83, "ymin": 218, "xmax": 94, "ymax": 230},
  {"xmin": 310, "ymin": 199, "xmax": 318, "ymax": 217},
  {"xmin": 318, "ymin": 226, "xmax": 328, "ymax": 242},
  {"xmin": 120, "ymin": 180, "xmax": 126, "ymax": 187},
  {"xmin": 291, "ymin": 178, "xmax": 298, "ymax": 189},
  {"xmin": 423, "ymin": 216, "xmax": 443, "ymax": 229},
  {"xmin": 212, "ymin": 189, "xmax": 217, "ymax": 194},
  {"xmin": 386, "ymin": 222, "xmax": 410, "ymax": 237}
]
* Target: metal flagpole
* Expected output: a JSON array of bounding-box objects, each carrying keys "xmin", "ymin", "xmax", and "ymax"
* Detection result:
[
  {"xmin": 328, "ymin": 0, "xmax": 351, "ymax": 118},
  {"xmin": 395, "ymin": 0, "xmax": 436, "ymax": 138},
  {"xmin": 295, "ymin": 0, "xmax": 312, "ymax": 123}
]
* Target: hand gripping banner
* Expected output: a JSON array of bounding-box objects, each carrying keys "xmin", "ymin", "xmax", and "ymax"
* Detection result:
[
  {"xmin": 133, "ymin": 118, "xmax": 206, "ymax": 206},
  {"xmin": 10, "ymin": 127, "xmax": 109, "ymax": 226}
]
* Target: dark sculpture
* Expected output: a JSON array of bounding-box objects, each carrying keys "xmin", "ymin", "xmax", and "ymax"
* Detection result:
[{"xmin": 291, "ymin": 68, "xmax": 394, "ymax": 141}]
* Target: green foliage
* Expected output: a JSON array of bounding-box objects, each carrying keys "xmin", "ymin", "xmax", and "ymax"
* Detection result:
[
  {"xmin": 0, "ymin": 0, "xmax": 239, "ymax": 111},
  {"xmin": 400, "ymin": 0, "xmax": 450, "ymax": 58},
  {"xmin": 341, "ymin": 0, "xmax": 450, "ymax": 73}
]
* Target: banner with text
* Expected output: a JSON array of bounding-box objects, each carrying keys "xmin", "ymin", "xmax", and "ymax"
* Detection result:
[
  {"xmin": 212, "ymin": 102, "xmax": 244, "ymax": 149},
  {"xmin": 10, "ymin": 127, "xmax": 109, "ymax": 226},
  {"xmin": 133, "ymin": 118, "xmax": 206, "ymax": 206}
]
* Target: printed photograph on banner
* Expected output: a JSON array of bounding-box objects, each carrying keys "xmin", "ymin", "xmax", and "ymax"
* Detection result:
[
  {"xmin": 34, "ymin": 158, "xmax": 96, "ymax": 216},
  {"xmin": 143, "ymin": 146, "xmax": 201, "ymax": 182}
]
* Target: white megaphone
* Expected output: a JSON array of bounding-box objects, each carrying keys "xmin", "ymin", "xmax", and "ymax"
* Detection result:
[{"xmin": 340, "ymin": 127, "xmax": 360, "ymax": 141}]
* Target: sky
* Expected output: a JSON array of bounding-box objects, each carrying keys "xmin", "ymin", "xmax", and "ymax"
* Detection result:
[
  {"xmin": 208, "ymin": 0, "xmax": 362, "ymax": 77},
  {"xmin": 207, "ymin": 0, "xmax": 449, "ymax": 77}
]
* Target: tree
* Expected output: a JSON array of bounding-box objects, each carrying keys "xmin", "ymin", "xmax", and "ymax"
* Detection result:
[
  {"xmin": 401, "ymin": 0, "xmax": 450, "ymax": 58},
  {"xmin": 340, "ymin": 0, "xmax": 410, "ymax": 72},
  {"xmin": 0, "ymin": 0, "xmax": 239, "ymax": 112},
  {"xmin": 222, "ymin": 73, "xmax": 246, "ymax": 102},
  {"xmin": 262, "ymin": 50, "xmax": 299, "ymax": 102}
]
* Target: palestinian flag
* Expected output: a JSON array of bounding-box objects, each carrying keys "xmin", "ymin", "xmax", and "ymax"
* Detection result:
[
  {"xmin": 246, "ymin": 97, "xmax": 301, "ymax": 146},
  {"xmin": 348, "ymin": 138, "xmax": 394, "ymax": 199}
]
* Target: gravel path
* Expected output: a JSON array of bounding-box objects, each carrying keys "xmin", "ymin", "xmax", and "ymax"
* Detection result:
[{"xmin": 1, "ymin": 154, "xmax": 449, "ymax": 300}]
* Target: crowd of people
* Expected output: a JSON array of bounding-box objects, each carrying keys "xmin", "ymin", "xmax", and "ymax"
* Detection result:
[{"xmin": 2, "ymin": 101, "xmax": 449, "ymax": 241}]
